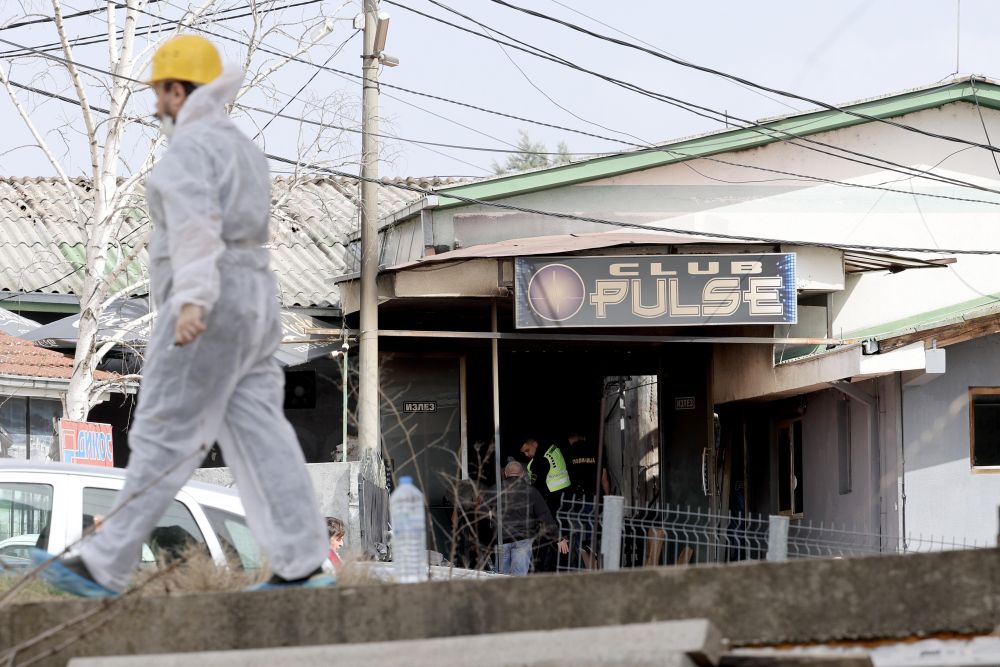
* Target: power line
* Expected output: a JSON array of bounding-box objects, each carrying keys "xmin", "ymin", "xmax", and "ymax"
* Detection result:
[
  {"xmin": 7, "ymin": 15, "xmax": 1000, "ymax": 208},
  {"xmin": 5, "ymin": 7, "xmax": 1000, "ymax": 207},
  {"xmin": 148, "ymin": 0, "xmax": 531, "ymax": 154},
  {"xmin": 45, "ymin": 0, "xmax": 996, "ymax": 202},
  {"xmin": 544, "ymin": 0, "xmax": 803, "ymax": 113},
  {"xmin": 0, "ymin": 0, "xmax": 325, "ymax": 59},
  {"xmin": 0, "ymin": 0, "xmax": 163, "ymax": 33},
  {"xmin": 7, "ymin": 61, "xmax": 997, "ymax": 259},
  {"xmin": 250, "ymin": 28, "xmax": 359, "ymax": 142},
  {"xmin": 238, "ymin": 102, "xmax": 607, "ymax": 155},
  {"xmin": 0, "ymin": 35, "xmax": 600, "ymax": 160},
  {"xmin": 264, "ymin": 153, "xmax": 1000, "ymax": 256},
  {"xmin": 402, "ymin": 0, "xmax": 1000, "ymax": 199},
  {"xmin": 487, "ymin": 0, "xmax": 1000, "ymax": 157},
  {"xmin": 122, "ymin": 2, "xmax": 1000, "ymax": 202}
]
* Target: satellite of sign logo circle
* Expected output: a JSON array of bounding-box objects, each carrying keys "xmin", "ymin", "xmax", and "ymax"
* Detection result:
[{"xmin": 526, "ymin": 263, "xmax": 586, "ymax": 322}]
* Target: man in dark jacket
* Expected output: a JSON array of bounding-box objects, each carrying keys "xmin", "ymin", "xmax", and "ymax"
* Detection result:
[{"xmin": 489, "ymin": 459, "xmax": 567, "ymax": 575}]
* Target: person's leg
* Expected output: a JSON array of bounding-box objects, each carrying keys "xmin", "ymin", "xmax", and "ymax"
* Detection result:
[
  {"xmin": 511, "ymin": 539, "xmax": 532, "ymax": 576},
  {"xmin": 217, "ymin": 356, "xmax": 328, "ymax": 580},
  {"xmin": 79, "ymin": 308, "xmax": 246, "ymax": 592},
  {"xmin": 499, "ymin": 542, "xmax": 512, "ymax": 574}
]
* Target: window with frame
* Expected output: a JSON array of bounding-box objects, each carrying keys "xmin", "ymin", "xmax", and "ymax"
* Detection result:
[
  {"xmin": 969, "ymin": 388, "xmax": 1000, "ymax": 469},
  {"xmin": 837, "ymin": 396, "xmax": 852, "ymax": 495},
  {"xmin": 83, "ymin": 487, "xmax": 207, "ymax": 566},
  {"xmin": 0, "ymin": 482, "xmax": 53, "ymax": 566},
  {"xmin": 777, "ymin": 418, "xmax": 803, "ymax": 516},
  {"xmin": 203, "ymin": 506, "xmax": 262, "ymax": 571}
]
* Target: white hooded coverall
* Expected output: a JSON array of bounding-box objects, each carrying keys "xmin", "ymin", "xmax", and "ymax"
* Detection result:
[{"xmin": 79, "ymin": 66, "xmax": 328, "ymax": 591}]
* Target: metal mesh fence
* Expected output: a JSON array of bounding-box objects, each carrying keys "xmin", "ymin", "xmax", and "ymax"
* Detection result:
[{"xmin": 556, "ymin": 497, "xmax": 987, "ymax": 572}]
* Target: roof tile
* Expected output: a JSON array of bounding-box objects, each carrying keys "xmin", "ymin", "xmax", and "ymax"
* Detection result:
[
  {"xmin": 0, "ymin": 176, "xmax": 438, "ymax": 308},
  {"xmin": 0, "ymin": 332, "xmax": 114, "ymax": 380}
]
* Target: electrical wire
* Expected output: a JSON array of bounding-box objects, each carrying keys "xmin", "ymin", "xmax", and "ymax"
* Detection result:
[
  {"xmin": 36, "ymin": 0, "xmax": 996, "ymax": 202},
  {"xmin": 402, "ymin": 0, "xmax": 1000, "ymax": 199},
  {"xmin": 0, "ymin": 29, "xmax": 592, "ymax": 159},
  {"xmin": 7, "ymin": 17, "xmax": 1000, "ymax": 256},
  {"xmin": 486, "ymin": 0, "xmax": 1000, "ymax": 158},
  {"xmin": 543, "ymin": 0, "xmax": 802, "ymax": 113},
  {"xmin": 90, "ymin": 5, "xmax": 1000, "ymax": 204},
  {"xmin": 8, "ymin": 23, "xmax": 1000, "ymax": 211},
  {"xmin": 264, "ymin": 152, "xmax": 1000, "ymax": 255},
  {"xmin": 0, "ymin": 0, "xmax": 325, "ymax": 59},
  {"xmin": 145, "ymin": 0, "xmax": 999, "ymax": 198},
  {"xmin": 0, "ymin": 0, "xmax": 163, "ymax": 33},
  {"xmin": 250, "ymin": 27, "xmax": 359, "ymax": 142}
]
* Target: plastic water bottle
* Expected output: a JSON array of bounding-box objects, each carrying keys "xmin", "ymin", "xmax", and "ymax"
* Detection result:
[{"xmin": 390, "ymin": 476, "xmax": 428, "ymax": 583}]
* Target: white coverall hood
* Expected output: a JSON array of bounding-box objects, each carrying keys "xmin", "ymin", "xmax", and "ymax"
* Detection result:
[{"xmin": 173, "ymin": 64, "xmax": 243, "ymax": 135}]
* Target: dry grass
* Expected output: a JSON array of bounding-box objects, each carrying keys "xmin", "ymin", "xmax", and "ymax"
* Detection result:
[
  {"xmin": 134, "ymin": 544, "xmax": 267, "ymax": 596},
  {"xmin": 0, "ymin": 574, "xmax": 71, "ymax": 604},
  {"xmin": 0, "ymin": 546, "xmax": 388, "ymax": 605}
]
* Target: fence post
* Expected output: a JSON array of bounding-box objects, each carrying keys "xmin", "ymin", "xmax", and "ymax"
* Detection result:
[
  {"xmin": 601, "ymin": 495, "xmax": 625, "ymax": 571},
  {"xmin": 767, "ymin": 515, "xmax": 790, "ymax": 562}
]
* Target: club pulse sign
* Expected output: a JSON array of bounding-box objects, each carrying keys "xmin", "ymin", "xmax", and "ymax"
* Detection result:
[{"xmin": 515, "ymin": 254, "xmax": 797, "ymax": 328}]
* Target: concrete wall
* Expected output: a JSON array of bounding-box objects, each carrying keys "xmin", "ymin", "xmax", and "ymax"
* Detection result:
[
  {"xmin": 901, "ymin": 334, "xmax": 1000, "ymax": 545},
  {"xmin": 734, "ymin": 374, "xmax": 902, "ymax": 538},
  {"xmin": 5, "ymin": 548, "xmax": 1000, "ymax": 666},
  {"xmin": 799, "ymin": 388, "xmax": 875, "ymax": 532}
]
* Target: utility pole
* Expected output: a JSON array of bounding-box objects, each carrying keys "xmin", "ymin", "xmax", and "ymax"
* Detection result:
[{"xmin": 358, "ymin": 3, "xmax": 395, "ymax": 455}]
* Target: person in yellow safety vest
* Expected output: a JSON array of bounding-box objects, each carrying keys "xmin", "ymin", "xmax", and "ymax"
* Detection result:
[
  {"xmin": 526, "ymin": 442, "xmax": 571, "ymax": 494},
  {"xmin": 520, "ymin": 437, "xmax": 571, "ymax": 571}
]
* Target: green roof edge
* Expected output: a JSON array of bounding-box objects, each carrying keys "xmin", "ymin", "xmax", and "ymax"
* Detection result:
[
  {"xmin": 844, "ymin": 292, "xmax": 1000, "ymax": 341},
  {"xmin": 431, "ymin": 79, "xmax": 1000, "ymax": 209}
]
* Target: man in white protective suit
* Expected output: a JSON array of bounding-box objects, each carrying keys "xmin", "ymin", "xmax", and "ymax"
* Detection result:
[{"xmin": 33, "ymin": 35, "xmax": 332, "ymax": 596}]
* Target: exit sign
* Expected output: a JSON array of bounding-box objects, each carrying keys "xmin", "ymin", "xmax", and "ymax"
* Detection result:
[
  {"xmin": 403, "ymin": 402, "xmax": 437, "ymax": 413},
  {"xmin": 674, "ymin": 397, "xmax": 696, "ymax": 411}
]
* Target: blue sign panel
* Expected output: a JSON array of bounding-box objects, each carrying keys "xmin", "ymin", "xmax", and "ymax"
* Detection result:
[{"xmin": 515, "ymin": 253, "xmax": 797, "ymax": 329}]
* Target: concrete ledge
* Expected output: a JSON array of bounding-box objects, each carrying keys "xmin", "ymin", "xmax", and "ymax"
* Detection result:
[
  {"xmin": 2, "ymin": 548, "xmax": 998, "ymax": 666},
  {"xmin": 67, "ymin": 619, "xmax": 721, "ymax": 667}
]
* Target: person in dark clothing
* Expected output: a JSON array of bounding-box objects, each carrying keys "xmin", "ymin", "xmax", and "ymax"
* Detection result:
[
  {"xmin": 566, "ymin": 432, "xmax": 610, "ymax": 570},
  {"xmin": 566, "ymin": 433, "xmax": 610, "ymax": 500},
  {"xmin": 520, "ymin": 436, "xmax": 572, "ymax": 572},
  {"xmin": 488, "ymin": 459, "xmax": 567, "ymax": 575}
]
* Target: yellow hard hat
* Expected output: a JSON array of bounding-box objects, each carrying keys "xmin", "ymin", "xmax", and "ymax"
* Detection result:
[{"xmin": 148, "ymin": 35, "xmax": 222, "ymax": 86}]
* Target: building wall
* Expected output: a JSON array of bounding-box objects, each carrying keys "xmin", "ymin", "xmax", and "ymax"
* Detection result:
[
  {"xmin": 748, "ymin": 376, "xmax": 900, "ymax": 538},
  {"xmin": 902, "ymin": 334, "xmax": 1000, "ymax": 545},
  {"xmin": 799, "ymin": 388, "xmax": 876, "ymax": 532},
  {"xmin": 422, "ymin": 103, "xmax": 1000, "ymax": 338}
]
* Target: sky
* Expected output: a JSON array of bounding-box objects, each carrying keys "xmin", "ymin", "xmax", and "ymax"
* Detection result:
[{"xmin": 0, "ymin": 0, "xmax": 995, "ymax": 180}]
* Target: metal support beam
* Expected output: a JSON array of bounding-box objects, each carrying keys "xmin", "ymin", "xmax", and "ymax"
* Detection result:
[
  {"xmin": 304, "ymin": 328, "xmax": 853, "ymax": 346},
  {"xmin": 491, "ymin": 302, "xmax": 503, "ymax": 564}
]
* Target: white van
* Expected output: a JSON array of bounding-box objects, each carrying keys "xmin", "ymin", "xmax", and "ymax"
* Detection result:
[{"xmin": 0, "ymin": 461, "xmax": 261, "ymax": 572}]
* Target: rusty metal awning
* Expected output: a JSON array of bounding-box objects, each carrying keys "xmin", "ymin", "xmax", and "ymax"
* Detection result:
[{"xmin": 385, "ymin": 231, "xmax": 950, "ymax": 274}]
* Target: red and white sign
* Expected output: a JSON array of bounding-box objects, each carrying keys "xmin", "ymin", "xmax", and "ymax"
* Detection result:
[{"xmin": 59, "ymin": 419, "xmax": 114, "ymax": 468}]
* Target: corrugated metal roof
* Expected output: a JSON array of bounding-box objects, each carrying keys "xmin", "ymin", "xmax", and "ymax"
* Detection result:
[
  {"xmin": 0, "ymin": 176, "xmax": 444, "ymax": 309},
  {"xmin": 387, "ymin": 231, "xmax": 948, "ymax": 273}
]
